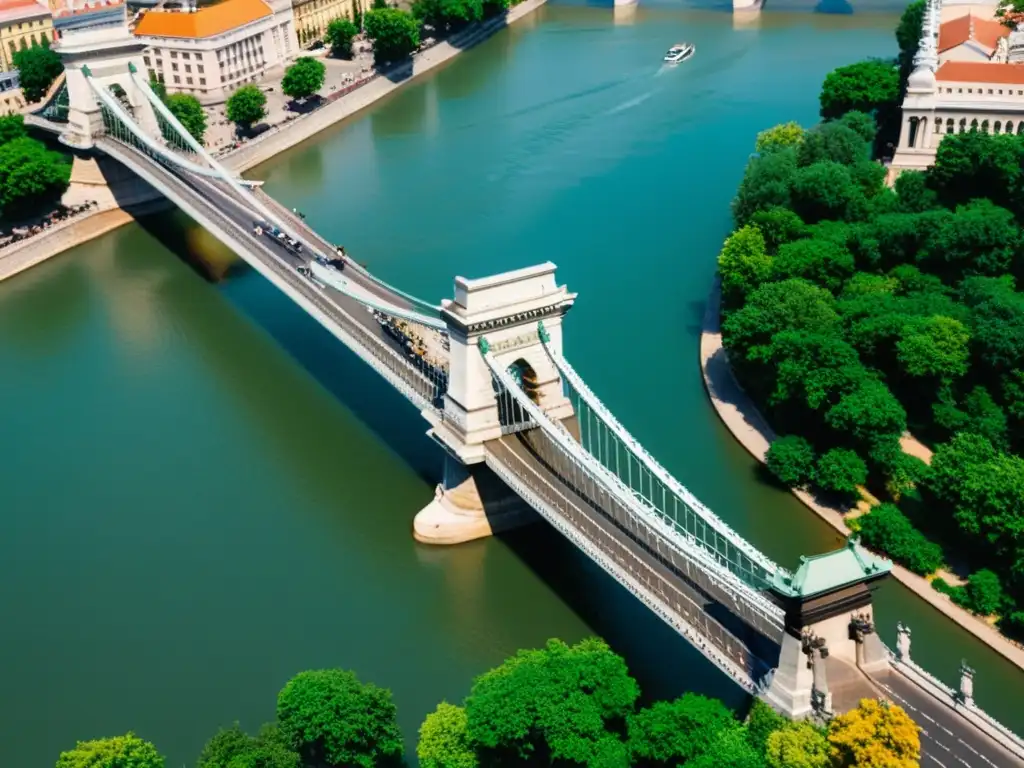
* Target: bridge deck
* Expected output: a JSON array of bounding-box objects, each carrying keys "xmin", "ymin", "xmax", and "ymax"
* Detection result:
[{"xmin": 486, "ymin": 429, "xmax": 780, "ymax": 689}]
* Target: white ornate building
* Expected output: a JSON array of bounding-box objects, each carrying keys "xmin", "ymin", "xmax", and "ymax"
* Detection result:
[{"xmin": 891, "ymin": 0, "xmax": 1024, "ymax": 175}]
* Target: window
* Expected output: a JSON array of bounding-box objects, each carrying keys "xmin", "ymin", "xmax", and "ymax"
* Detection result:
[
  {"xmin": 198, "ymin": 65, "xmax": 204, "ymax": 73},
  {"xmin": 200, "ymin": 77, "xmax": 206, "ymax": 85},
  {"xmin": 172, "ymin": 62, "xmax": 178, "ymax": 71},
  {"xmin": 182, "ymin": 52, "xmax": 189, "ymax": 59},
  {"xmin": 144, "ymin": 56, "xmax": 151, "ymax": 65},
  {"xmin": 170, "ymin": 50, "xmax": 177, "ymax": 58},
  {"xmin": 186, "ymin": 76, "xmax": 193, "ymax": 84},
  {"xmin": 173, "ymin": 75, "xmax": 180, "ymax": 83},
  {"xmin": 185, "ymin": 64, "xmax": 191, "ymax": 72}
]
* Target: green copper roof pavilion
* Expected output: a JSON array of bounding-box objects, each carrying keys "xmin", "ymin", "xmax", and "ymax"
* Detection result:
[{"xmin": 773, "ymin": 538, "xmax": 892, "ymax": 598}]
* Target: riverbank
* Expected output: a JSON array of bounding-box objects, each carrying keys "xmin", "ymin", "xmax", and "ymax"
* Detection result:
[
  {"xmin": 2, "ymin": 0, "xmax": 547, "ymax": 283},
  {"xmin": 699, "ymin": 275, "xmax": 1024, "ymax": 672}
]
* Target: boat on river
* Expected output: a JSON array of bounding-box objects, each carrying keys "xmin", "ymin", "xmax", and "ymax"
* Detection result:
[{"xmin": 664, "ymin": 42, "xmax": 695, "ymax": 64}]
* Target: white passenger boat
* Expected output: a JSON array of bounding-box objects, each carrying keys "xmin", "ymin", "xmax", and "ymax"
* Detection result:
[{"xmin": 664, "ymin": 42, "xmax": 695, "ymax": 64}]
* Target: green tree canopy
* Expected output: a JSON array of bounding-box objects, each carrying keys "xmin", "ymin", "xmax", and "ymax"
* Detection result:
[
  {"xmin": 717, "ymin": 224, "xmax": 771, "ymax": 304},
  {"xmin": 226, "ymin": 84, "xmax": 267, "ymax": 129},
  {"xmin": 896, "ymin": 315, "xmax": 970, "ymax": 382},
  {"xmin": 745, "ymin": 700, "xmax": 788, "ymax": 755},
  {"xmin": 766, "ymin": 722, "xmax": 830, "ymax": 768},
  {"xmin": 965, "ymin": 569, "xmax": 1006, "ymax": 615},
  {"xmin": 837, "ymin": 110, "xmax": 878, "ymax": 144},
  {"xmin": 198, "ymin": 723, "xmax": 253, "ymax": 768},
  {"xmin": 276, "ymin": 669, "xmax": 403, "ymax": 768},
  {"xmin": 749, "ymin": 208, "xmax": 807, "ymax": 254},
  {"xmin": 927, "ymin": 130, "xmax": 1024, "ymax": 211},
  {"xmin": 627, "ymin": 693, "xmax": 738, "ymax": 766},
  {"xmin": 765, "ymin": 435, "xmax": 816, "ymax": 488},
  {"xmin": 856, "ymin": 503, "xmax": 943, "ymax": 574},
  {"xmin": 464, "ymin": 638, "xmax": 639, "ymax": 765},
  {"xmin": 825, "ymin": 378, "xmax": 907, "ymax": 448},
  {"xmin": 797, "ymin": 121, "xmax": 869, "ymax": 167},
  {"xmin": 56, "ymin": 733, "xmax": 164, "ymax": 768},
  {"xmin": 755, "ymin": 122, "xmax": 805, "ymax": 154},
  {"xmin": 766, "ymin": 330, "xmax": 864, "ymax": 412},
  {"xmin": 733, "ymin": 148, "xmax": 798, "ymax": 227},
  {"xmin": 686, "ymin": 727, "xmax": 764, "ymax": 768},
  {"xmin": 896, "ymin": 0, "xmax": 926, "ymax": 84},
  {"xmin": 0, "ymin": 136, "xmax": 71, "ymax": 218},
  {"xmin": 166, "ymin": 93, "xmax": 207, "ymax": 143},
  {"xmin": 326, "ymin": 18, "xmax": 359, "ymax": 58},
  {"xmin": 893, "ymin": 170, "xmax": 938, "ymax": 212},
  {"xmin": 790, "ymin": 161, "xmax": 859, "ymax": 223},
  {"xmin": 417, "ymin": 703, "xmax": 478, "ymax": 768},
  {"xmin": 0, "ymin": 113, "xmax": 26, "ymax": 143},
  {"xmin": 364, "ymin": 8, "xmax": 420, "ymax": 62},
  {"xmin": 413, "ymin": 0, "xmax": 485, "ymax": 29},
  {"xmin": 282, "ymin": 57, "xmax": 327, "ymax": 101},
  {"xmin": 770, "ymin": 238, "xmax": 855, "ymax": 294},
  {"xmin": 819, "ymin": 59, "xmax": 900, "ymax": 120},
  {"xmin": 12, "ymin": 41, "xmax": 62, "ymax": 102},
  {"xmin": 815, "ymin": 448, "xmax": 868, "ymax": 498}
]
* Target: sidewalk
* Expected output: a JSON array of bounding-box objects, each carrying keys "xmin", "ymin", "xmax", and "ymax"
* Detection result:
[{"xmin": 699, "ymin": 274, "xmax": 1024, "ymax": 672}]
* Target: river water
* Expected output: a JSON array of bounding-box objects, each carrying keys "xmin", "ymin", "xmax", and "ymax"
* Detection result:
[{"xmin": 3, "ymin": 2, "xmax": 1023, "ymax": 765}]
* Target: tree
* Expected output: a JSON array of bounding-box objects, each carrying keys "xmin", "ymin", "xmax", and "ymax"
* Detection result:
[
  {"xmin": 755, "ymin": 122, "xmax": 805, "ymax": 154},
  {"xmin": 896, "ymin": 315, "xmax": 970, "ymax": 382},
  {"xmin": 363, "ymin": 8, "xmax": 420, "ymax": 62},
  {"xmin": 965, "ymin": 569, "xmax": 1005, "ymax": 615},
  {"xmin": 733, "ymin": 148, "xmax": 799, "ymax": 227},
  {"xmin": 686, "ymin": 727, "xmax": 764, "ymax": 768},
  {"xmin": 198, "ymin": 723, "xmax": 253, "ymax": 768},
  {"xmin": 414, "ymin": 0, "xmax": 485, "ymax": 28},
  {"xmin": 819, "ymin": 59, "xmax": 899, "ymax": 120},
  {"xmin": 766, "ymin": 330, "xmax": 864, "ymax": 411},
  {"xmin": 717, "ymin": 225, "xmax": 771, "ymax": 304},
  {"xmin": 770, "ymin": 238, "xmax": 855, "ymax": 294},
  {"xmin": 277, "ymin": 669, "xmax": 403, "ymax": 768},
  {"xmin": 896, "ymin": 0, "xmax": 926, "ymax": 86},
  {"xmin": 465, "ymin": 638, "xmax": 639, "ymax": 764},
  {"xmin": 326, "ymin": 18, "xmax": 359, "ymax": 58},
  {"xmin": 722, "ymin": 279, "xmax": 841, "ymax": 362},
  {"xmin": 927, "ymin": 130, "xmax": 1024, "ymax": 211},
  {"xmin": 627, "ymin": 693, "xmax": 738, "ymax": 766},
  {"xmin": 893, "ymin": 170, "xmax": 938, "ymax": 212},
  {"xmin": 825, "ymin": 378, "xmax": 907, "ymax": 448},
  {"xmin": 856, "ymin": 503, "xmax": 943, "ymax": 574},
  {"xmin": 745, "ymin": 699, "xmax": 788, "ymax": 755},
  {"xmin": 827, "ymin": 699, "xmax": 920, "ymax": 768},
  {"xmin": 797, "ymin": 122, "xmax": 869, "ymax": 167},
  {"xmin": 838, "ymin": 110, "xmax": 878, "ymax": 144},
  {"xmin": 0, "ymin": 136, "xmax": 72, "ymax": 217},
  {"xmin": 12, "ymin": 42, "xmax": 63, "ymax": 102},
  {"xmin": 56, "ymin": 734, "xmax": 164, "ymax": 768},
  {"xmin": 418, "ymin": 703, "xmax": 477, "ymax": 768},
  {"xmin": 790, "ymin": 161, "xmax": 859, "ymax": 223},
  {"xmin": 166, "ymin": 93, "xmax": 207, "ymax": 144},
  {"xmin": 282, "ymin": 56, "xmax": 327, "ymax": 101},
  {"xmin": 766, "ymin": 722, "xmax": 830, "ymax": 768},
  {"xmin": 766, "ymin": 435, "xmax": 816, "ymax": 488},
  {"xmin": 749, "ymin": 208, "xmax": 807, "ymax": 254},
  {"xmin": 815, "ymin": 448, "xmax": 867, "ymax": 498},
  {"xmin": 149, "ymin": 76, "xmax": 168, "ymax": 102},
  {"xmin": 226, "ymin": 85, "xmax": 267, "ymax": 130},
  {"xmin": 0, "ymin": 113, "xmax": 26, "ymax": 143}
]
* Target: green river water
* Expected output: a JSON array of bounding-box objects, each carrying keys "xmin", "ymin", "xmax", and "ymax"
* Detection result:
[{"xmin": 3, "ymin": 2, "xmax": 1024, "ymax": 765}]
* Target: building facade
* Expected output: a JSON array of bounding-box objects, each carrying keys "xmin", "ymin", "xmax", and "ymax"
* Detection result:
[
  {"xmin": 291, "ymin": 0, "xmax": 353, "ymax": 47},
  {"xmin": 891, "ymin": 0, "xmax": 1024, "ymax": 176},
  {"xmin": 134, "ymin": 0, "xmax": 297, "ymax": 104},
  {"xmin": 0, "ymin": 0, "xmax": 53, "ymax": 72}
]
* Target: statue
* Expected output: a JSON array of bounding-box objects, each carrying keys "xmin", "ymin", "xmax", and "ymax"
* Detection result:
[
  {"xmin": 958, "ymin": 660, "xmax": 975, "ymax": 707},
  {"xmin": 896, "ymin": 621, "xmax": 912, "ymax": 662},
  {"xmin": 995, "ymin": 36, "xmax": 1009, "ymax": 63}
]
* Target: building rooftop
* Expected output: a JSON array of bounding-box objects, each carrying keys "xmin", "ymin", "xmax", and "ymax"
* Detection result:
[
  {"xmin": 774, "ymin": 538, "xmax": 891, "ymax": 599},
  {"xmin": 133, "ymin": 0, "xmax": 271, "ymax": 39},
  {"xmin": 939, "ymin": 13, "xmax": 1010, "ymax": 53},
  {"xmin": 0, "ymin": 0, "xmax": 50, "ymax": 25},
  {"xmin": 937, "ymin": 59, "xmax": 1024, "ymax": 83}
]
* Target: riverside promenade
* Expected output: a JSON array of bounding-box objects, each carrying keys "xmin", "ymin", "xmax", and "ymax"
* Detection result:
[
  {"xmin": 699, "ymin": 274, "xmax": 1024, "ymax": 672},
  {"xmin": 1, "ymin": 0, "xmax": 547, "ymax": 282}
]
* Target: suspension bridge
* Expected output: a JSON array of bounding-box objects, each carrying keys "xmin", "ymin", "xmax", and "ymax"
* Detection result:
[{"xmin": 22, "ymin": 4, "xmax": 1024, "ymax": 764}]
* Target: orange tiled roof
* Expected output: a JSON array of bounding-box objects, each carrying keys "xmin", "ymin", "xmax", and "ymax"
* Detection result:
[
  {"xmin": 938, "ymin": 13, "xmax": 1011, "ymax": 53},
  {"xmin": 134, "ymin": 0, "xmax": 271, "ymax": 39},
  {"xmin": 936, "ymin": 60, "xmax": 1024, "ymax": 84},
  {"xmin": 0, "ymin": 0, "xmax": 49, "ymax": 24}
]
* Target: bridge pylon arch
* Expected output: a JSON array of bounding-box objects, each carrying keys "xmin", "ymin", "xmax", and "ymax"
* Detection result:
[
  {"xmin": 52, "ymin": 2, "xmax": 160, "ymax": 149},
  {"xmin": 434, "ymin": 261, "xmax": 575, "ymax": 465}
]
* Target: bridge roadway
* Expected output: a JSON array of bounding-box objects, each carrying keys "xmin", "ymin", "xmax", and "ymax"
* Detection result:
[{"xmin": 91, "ymin": 138, "xmax": 1023, "ymax": 766}]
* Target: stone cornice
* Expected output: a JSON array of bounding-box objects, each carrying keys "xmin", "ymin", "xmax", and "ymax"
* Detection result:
[{"xmin": 443, "ymin": 299, "xmax": 572, "ymax": 336}]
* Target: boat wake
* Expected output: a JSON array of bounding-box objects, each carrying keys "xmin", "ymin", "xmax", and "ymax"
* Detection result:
[{"xmin": 606, "ymin": 91, "xmax": 654, "ymax": 116}]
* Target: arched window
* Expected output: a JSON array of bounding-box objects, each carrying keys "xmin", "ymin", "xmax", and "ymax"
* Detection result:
[
  {"xmin": 982, "ymin": 119, "xmax": 990, "ymax": 132},
  {"xmin": 1007, "ymin": 121, "xmax": 1015, "ymax": 134},
  {"xmin": 995, "ymin": 121, "xmax": 1002, "ymax": 133},
  {"xmin": 960, "ymin": 118, "xmax": 968, "ymax": 132},
  {"xmin": 907, "ymin": 117, "xmax": 920, "ymax": 148},
  {"xmin": 970, "ymin": 118, "xmax": 979, "ymax": 131},
  {"xmin": 946, "ymin": 118, "xmax": 955, "ymax": 133},
  {"xmin": 935, "ymin": 117, "xmax": 943, "ymax": 133}
]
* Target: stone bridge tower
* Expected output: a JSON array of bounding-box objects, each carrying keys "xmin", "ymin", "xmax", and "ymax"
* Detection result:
[
  {"xmin": 415, "ymin": 262, "xmax": 576, "ymax": 545},
  {"xmin": 52, "ymin": 0, "xmax": 159, "ymax": 148}
]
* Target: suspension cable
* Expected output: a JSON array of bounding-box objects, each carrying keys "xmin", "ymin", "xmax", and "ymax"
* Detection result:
[
  {"xmin": 308, "ymin": 262, "xmax": 446, "ymax": 331},
  {"xmin": 480, "ymin": 343, "xmax": 785, "ymax": 627},
  {"xmin": 538, "ymin": 322, "xmax": 785, "ymax": 581}
]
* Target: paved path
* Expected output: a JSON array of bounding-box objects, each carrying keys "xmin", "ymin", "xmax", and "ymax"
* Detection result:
[{"xmin": 699, "ymin": 275, "xmax": 1024, "ymax": 672}]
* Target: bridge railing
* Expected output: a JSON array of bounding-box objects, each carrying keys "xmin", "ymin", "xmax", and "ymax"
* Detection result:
[
  {"xmin": 539, "ymin": 329, "xmax": 786, "ymax": 593},
  {"xmin": 486, "ymin": 437, "xmax": 766, "ymax": 691},
  {"xmin": 481, "ymin": 343, "xmax": 786, "ymax": 632}
]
